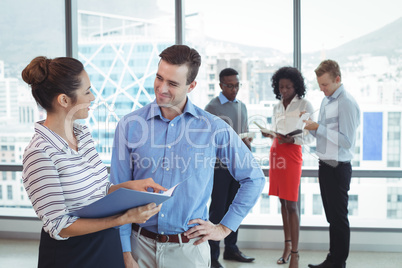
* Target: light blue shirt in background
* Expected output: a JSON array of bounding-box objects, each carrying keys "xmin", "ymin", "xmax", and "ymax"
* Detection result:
[
  {"xmin": 218, "ymin": 92, "xmax": 238, "ymax": 104},
  {"xmin": 310, "ymin": 84, "xmax": 360, "ymax": 162},
  {"xmin": 110, "ymin": 98, "xmax": 265, "ymax": 252}
]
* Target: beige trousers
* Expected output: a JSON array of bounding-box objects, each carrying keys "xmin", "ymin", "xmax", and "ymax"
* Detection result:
[{"xmin": 130, "ymin": 229, "xmax": 210, "ymax": 268}]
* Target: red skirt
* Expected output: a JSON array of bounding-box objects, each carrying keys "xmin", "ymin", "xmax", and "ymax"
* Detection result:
[{"xmin": 268, "ymin": 138, "xmax": 302, "ymax": 202}]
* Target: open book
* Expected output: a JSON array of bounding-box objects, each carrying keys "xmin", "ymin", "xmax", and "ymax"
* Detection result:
[
  {"xmin": 254, "ymin": 113, "xmax": 309, "ymax": 137},
  {"xmin": 69, "ymin": 183, "xmax": 179, "ymax": 218}
]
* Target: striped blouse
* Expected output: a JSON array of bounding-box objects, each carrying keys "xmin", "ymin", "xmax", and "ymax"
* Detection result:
[{"xmin": 22, "ymin": 121, "xmax": 111, "ymax": 240}]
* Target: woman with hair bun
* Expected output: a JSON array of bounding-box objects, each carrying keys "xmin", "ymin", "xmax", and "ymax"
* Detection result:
[
  {"xmin": 21, "ymin": 56, "xmax": 166, "ymax": 268},
  {"xmin": 261, "ymin": 67, "xmax": 315, "ymax": 268}
]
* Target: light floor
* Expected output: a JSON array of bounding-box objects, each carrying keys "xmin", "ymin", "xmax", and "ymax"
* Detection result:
[{"xmin": 0, "ymin": 238, "xmax": 400, "ymax": 268}]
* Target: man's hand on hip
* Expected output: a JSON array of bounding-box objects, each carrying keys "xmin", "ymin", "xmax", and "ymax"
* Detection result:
[{"xmin": 184, "ymin": 219, "xmax": 232, "ymax": 246}]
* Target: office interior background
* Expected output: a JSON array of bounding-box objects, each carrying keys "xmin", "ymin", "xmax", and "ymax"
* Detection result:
[{"xmin": 0, "ymin": 0, "xmax": 402, "ymax": 255}]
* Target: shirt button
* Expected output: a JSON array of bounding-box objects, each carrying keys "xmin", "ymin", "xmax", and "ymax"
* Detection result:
[
  {"xmin": 161, "ymin": 231, "xmax": 164, "ymax": 235},
  {"xmin": 161, "ymin": 214, "xmax": 165, "ymax": 218},
  {"xmin": 166, "ymin": 168, "xmax": 170, "ymax": 171},
  {"xmin": 171, "ymin": 123, "xmax": 174, "ymax": 127},
  {"xmin": 168, "ymin": 145, "xmax": 171, "ymax": 149}
]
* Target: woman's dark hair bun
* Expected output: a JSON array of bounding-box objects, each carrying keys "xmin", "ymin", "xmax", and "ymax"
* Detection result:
[
  {"xmin": 21, "ymin": 56, "xmax": 51, "ymax": 85},
  {"xmin": 22, "ymin": 56, "xmax": 84, "ymax": 112}
]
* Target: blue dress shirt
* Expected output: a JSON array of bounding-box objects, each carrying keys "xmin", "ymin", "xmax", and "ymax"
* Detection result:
[
  {"xmin": 110, "ymin": 98, "xmax": 265, "ymax": 252},
  {"xmin": 218, "ymin": 92, "xmax": 238, "ymax": 104},
  {"xmin": 310, "ymin": 85, "xmax": 360, "ymax": 162}
]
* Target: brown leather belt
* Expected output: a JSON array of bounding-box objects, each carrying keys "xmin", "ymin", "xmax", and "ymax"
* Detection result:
[{"xmin": 132, "ymin": 224, "xmax": 190, "ymax": 243}]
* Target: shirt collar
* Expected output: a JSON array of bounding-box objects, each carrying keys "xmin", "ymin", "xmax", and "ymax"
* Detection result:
[
  {"xmin": 281, "ymin": 95, "xmax": 299, "ymax": 106},
  {"xmin": 146, "ymin": 98, "xmax": 200, "ymax": 121},
  {"xmin": 327, "ymin": 84, "xmax": 344, "ymax": 101},
  {"xmin": 219, "ymin": 92, "xmax": 238, "ymax": 104},
  {"xmin": 34, "ymin": 120, "xmax": 84, "ymax": 152}
]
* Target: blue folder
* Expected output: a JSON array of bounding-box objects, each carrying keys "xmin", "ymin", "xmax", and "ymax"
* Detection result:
[{"xmin": 70, "ymin": 188, "xmax": 171, "ymax": 218}]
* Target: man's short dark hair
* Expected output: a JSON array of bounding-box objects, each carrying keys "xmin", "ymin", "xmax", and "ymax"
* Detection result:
[
  {"xmin": 219, "ymin": 68, "xmax": 239, "ymax": 82},
  {"xmin": 159, "ymin": 45, "xmax": 201, "ymax": 84}
]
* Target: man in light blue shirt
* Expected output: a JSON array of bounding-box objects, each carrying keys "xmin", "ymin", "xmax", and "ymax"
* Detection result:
[
  {"xmin": 110, "ymin": 45, "xmax": 265, "ymax": 268},
  {"xmin": 305, "ymin": 59, "xmax": 360, "ymax": 268}
]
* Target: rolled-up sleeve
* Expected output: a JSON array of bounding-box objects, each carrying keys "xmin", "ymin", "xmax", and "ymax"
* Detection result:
[{"xmin": 215, "ymin": 126, "xmax": 265, "ymax": 231}]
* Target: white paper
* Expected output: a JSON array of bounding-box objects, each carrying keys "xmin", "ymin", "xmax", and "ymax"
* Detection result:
[{"xmin": 296, "ymin": 113, "xmax": 310, "ymax": 130}]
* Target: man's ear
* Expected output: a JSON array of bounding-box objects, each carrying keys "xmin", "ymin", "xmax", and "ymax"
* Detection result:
[
  {"xmin": 187, "ymin": 80, "xmax": 197, "ymax": 94},
  {"xmin": 335, "ymin": 75, "xmax": 341, "ymax": 84},
  {"xmin": 219, "ymin": 82, "xmax": 224, "ymax": 90},
  {"xmin": 56, "ymin": 94, "xmax": 70, "ymax": 108}
]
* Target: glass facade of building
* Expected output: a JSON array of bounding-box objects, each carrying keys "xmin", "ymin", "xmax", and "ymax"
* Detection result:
[{"xmin": 0, "ymin": 0, "xmax": 401, "ymax": 229}]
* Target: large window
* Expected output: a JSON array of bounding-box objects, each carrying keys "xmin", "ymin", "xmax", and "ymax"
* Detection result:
[
  {"xmin": 297, "ymin": 0, "xmax": 402, "ymax": 228},
  {"xmin": 0, "ymin": 0, "xmax": 65, "ymax": 216},
  {"xmin": 77, "ymin": 0, "xmax": 175, "ymax": 162},
  {"xmin": 185, "ymin": 0, "xmax": 293, "ymax": 168},
  {"xmin": 0, "ymin": 1, "xmax": 402, "ymax": 230},
  {"xmin": 301, "ymin": 0, "xmax": 402, "ymax": 169}
]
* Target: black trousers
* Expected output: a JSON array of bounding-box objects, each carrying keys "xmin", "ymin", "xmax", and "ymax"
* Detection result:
[
  {"xmin": 208, "ymin": 164, "xmax": 240, "ymax": 260},
  {"xmin": 318, "ymin": 160, "xmax": 352, "ymax": 267},
  {"xmin": 38, "ymin": 227, "xmax": 124, "ymax": 268}
]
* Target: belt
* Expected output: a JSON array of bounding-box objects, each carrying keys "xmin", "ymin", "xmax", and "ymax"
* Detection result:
[
  {"xmin": 319, "ymin": 160, "xmax": 350, "ymax": 166},
  {"xmin": 132, "ymin": 224, "xmax": 190, "ymax": 243}
]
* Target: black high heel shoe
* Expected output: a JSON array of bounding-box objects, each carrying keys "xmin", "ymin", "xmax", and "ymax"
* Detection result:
[{"xmin": 277, "ymin": 240, "xmax": 291, "ymax": 264}]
